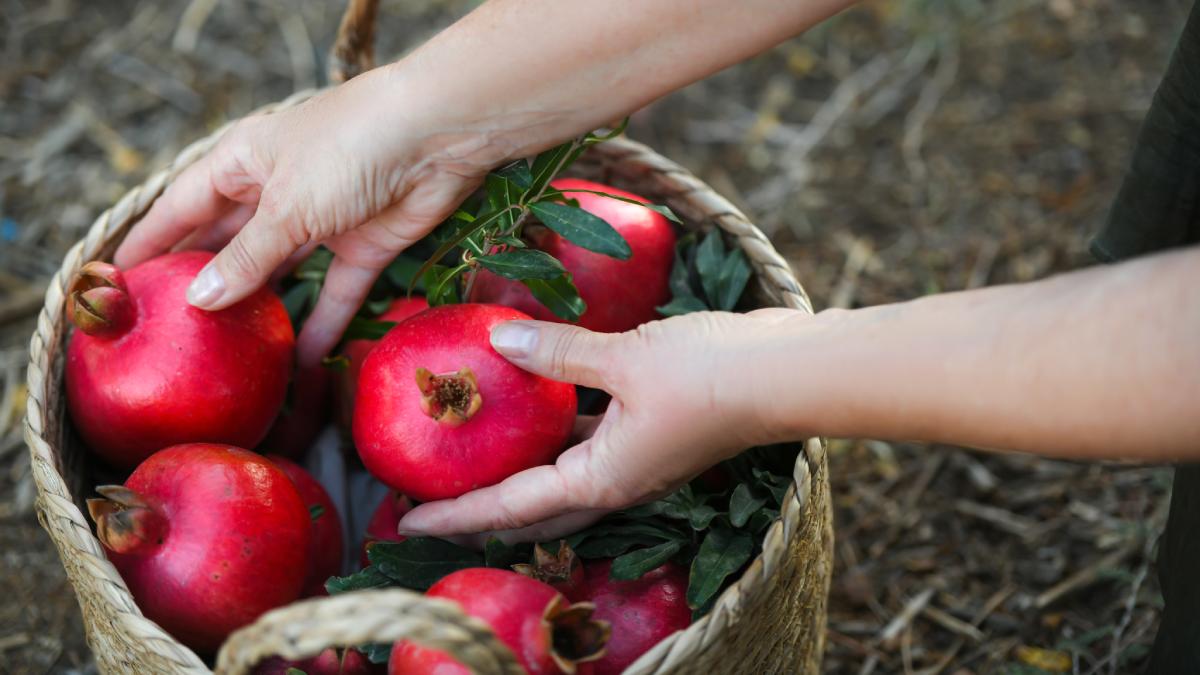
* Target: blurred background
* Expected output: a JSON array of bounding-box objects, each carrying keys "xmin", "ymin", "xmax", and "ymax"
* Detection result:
[{"xmin": 0, "ymin": 0, "xmax": 1191, "ymax": 672}]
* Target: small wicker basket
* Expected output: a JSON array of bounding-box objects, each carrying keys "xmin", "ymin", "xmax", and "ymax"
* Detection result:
[{"xmin": 23, "ymin": 1, "xmax": 833, "ymax": 672}]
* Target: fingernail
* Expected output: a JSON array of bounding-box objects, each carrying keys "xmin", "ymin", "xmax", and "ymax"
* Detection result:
[
  {"xmin": 395, "ymin": 514, "xmax": 427, "ymax": 537},
  {"xmin": 490, "ymin": 322, "xmax": 538, "ymax": 358},
  {"xmin": 187, "ymin": 265, "xmax": 225, "ymax": 308}
]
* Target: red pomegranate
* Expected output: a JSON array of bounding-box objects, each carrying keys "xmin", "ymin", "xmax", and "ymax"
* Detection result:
[
  {"xmin": 388, "ymin": 568, "xmax": 609, "ymax": 675},
  {"xmin": 582, "ymin": 560, "xmax": 692, "ymax": 675},
  {"xmin": 353, "ymin": 304, "xmax": 576, "ymax": 502},
  {"xmin": 336, "ymin": 296, "xmax": 428, "ymax": 429},
  {"xmin": 260, "ymin": 363, "xmax": 334, "ymax": 457},
  {"xmin": 470, "ymin": 178, "xmax": 676, "ymax": 333},
  {"xmin": 360, "ymin": 490, "xmax": 413, "ymax": 567},
  {"xmin": 268, "ymin": 455, "xmax": 344, "ymax": 597},
  {"xmin": 87, "ymin": 444, "xmax": 311, "ymax": 653},
  {"xmin": 66, "ymin": 251, "xmax": 293, "ymax": 468},
  {"xmin": 254, "ymin": 648, "xmax": 380, "ymax": 675}
]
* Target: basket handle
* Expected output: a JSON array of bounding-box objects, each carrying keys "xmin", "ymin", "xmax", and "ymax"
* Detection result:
[
  {"xmin": 213, "ymin": 589, "xmax": 524, "ymax": 674},
  {"xmin": 328, "ymin": 0, "xmax": 380, "ymax": 83}
]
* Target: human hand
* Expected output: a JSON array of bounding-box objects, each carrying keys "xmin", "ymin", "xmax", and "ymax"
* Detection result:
[
  {"xmin": 396, "ymin": 308, "xmax": 805, "ymax": 542},
  {"xmin": 114, "ymin": 66, "xmax": 502, "ymax": 365}
]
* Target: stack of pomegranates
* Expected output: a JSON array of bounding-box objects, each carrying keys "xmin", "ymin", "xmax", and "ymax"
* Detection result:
[{"xmin": 69, "ymin": 179, "xmax": 696, "ymax": 674}]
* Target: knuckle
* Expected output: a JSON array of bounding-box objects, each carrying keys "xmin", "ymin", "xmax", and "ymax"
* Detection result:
[
  {"xmin": 223, "ymin": 237, "xmax": 262, "ymax": 280},
  {"xmin": 548, "ymin": 328, "xmax": 584, "ymax": 380}
]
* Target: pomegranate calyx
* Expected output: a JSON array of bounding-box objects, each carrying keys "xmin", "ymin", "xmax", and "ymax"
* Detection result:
[
  {"xmin": 514, "ymin": 541, "xmax": 580, "ymax": 587},
  {"xmin": 67, "ymin": 262, "xmax": 134, "ymax": 338},
  {"xmin": 543, "ymin": 595, "xmax": 611, "ymax": 674},
  {"xmin": 415, "ymin": 367, "xmax": 483, "ymax": 427},
  {"xmin": 87, "ymin": 485, "xmax": 167, "ymax": 555}
]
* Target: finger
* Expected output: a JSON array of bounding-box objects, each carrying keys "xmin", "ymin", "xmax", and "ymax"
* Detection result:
[
  {"xmin": 489, "ymin": 321, "xmax": 619, "ymax": 390},
  {"xmin": 572, "ymin": 414, "xmax": 602, "ymax": 442},
  {"xmin": 295, "ymin": 257, "xmax": 382, "ymax": 367},
  {"xmin": 441, "ymin": 509, "xmax": 609, "ymax": 548},
  {"xmin": 115, "ymin": 153, "xmax": 233, "ymax": 268},
  {"xmin": 171, "ymin": 202, "xmax": 257, "ymax": 253},
  {"xmin": 397, "ymin": 441, "xmax": 608, "ymax": 536},
  {"xmin": 185, "ymin": 207, "xmax": 301, "ymax": 311}
]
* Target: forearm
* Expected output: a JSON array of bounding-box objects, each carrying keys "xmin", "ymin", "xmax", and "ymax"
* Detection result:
[
  {"xmin": 764, "ymin": 247, "xmax": 1200, "ymax": 460},
  {"xmin": 380, "ymin": 0, "xmax": 854, "ymax": 164}
]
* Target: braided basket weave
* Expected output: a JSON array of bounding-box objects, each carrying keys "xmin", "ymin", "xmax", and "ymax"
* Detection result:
[{"xmin": 23, "ymin": 2, "xmax": 833, "ymax": 673}]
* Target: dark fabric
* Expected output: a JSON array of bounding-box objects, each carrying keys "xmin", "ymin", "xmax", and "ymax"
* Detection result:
[{"xmin": 1091, "ymin": 4, "xmax": 1200, "ymax": 674}]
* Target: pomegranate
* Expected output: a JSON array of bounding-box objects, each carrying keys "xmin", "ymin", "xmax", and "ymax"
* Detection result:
[
  {"xmin": 582, "ymin": 560, "xmax": 691, "ymax": 675},
  {"xmin": 337, "ymin": 296, "xmax": 428, "ymax": 429},
  {"xmin": 261, "ymin": 363, "xmax": 334, "ymax": 457},
  {"xmin": 360, "ymin": 490, "xmax": 413, "ymax": 567},
  {"xmin": 66, "ymin": 251, "xmax": 293, "ymax": 468},
  {"xmin": 388, "ymin": 568, "xmax": 609, "ymax": 675},
  {"xmin": 87, "ymin": 444, "xmax": 311, "ymax": 653},
  {"xmin": 353, "ymin": 304, "xmax": 576, "ymax": 502},
  {"xmin": 514, "ymin": 542, "xmax": 587, "ymax": 602},
  {"xmin": 254, "ymin": 648, "xmax": 380, "ymax": 675},
  {"xmin": 268, "ymin": 455, "xmax": 344, "ymax": 597},
  {"xmin": 470, "ymin": 178, "xmax": 676, "ymax": 333}
]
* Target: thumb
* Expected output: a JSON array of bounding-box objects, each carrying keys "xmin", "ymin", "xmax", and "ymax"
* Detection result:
[
  {"xmin": 489, "ymin": 320, "xmax": 618, "ymax": 390},
  {"xmin": 185, "ymin": 210, "xmax": 298, "ymax": 311}
]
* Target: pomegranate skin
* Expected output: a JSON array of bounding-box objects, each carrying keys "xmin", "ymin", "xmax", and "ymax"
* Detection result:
[
  {"xmin": 98, "ymin": 444, "xmax": 311, "ymax": 654},
  {"xmin": 359, "ymin": 490, "xmax": 413, "ymax": 567},
  {"xmin": 66, "ymin": 251, "xmax": 294, "ymax": 468},
  {"xmin": 471, "ymin": 178, "xmax": 676, "ymax": 333},
  {"xmin": 261, "ymin": 363, "xmax": 334, "ymax": 457},
  {"xmin": 268, "ymin": 455, "xmax": 344, "ymax": 597},
  {"xmin": 336, "ymin": 297, "xmax": 428, "ymax": 430},
  {"xmin": 583, "ymin": 561, "xmax": 692, "ymax": 675},
  {"xmin": 353, "ymin": 304, "xmax": 576, "ymax": 502},
  {"xmin": 389, "ymin": 569, "xmax": 599, "ymax": 675}
]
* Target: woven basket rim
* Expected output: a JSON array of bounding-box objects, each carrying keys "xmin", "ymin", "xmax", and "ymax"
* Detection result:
[{"xmin": 23, "ymin": 87, "xmax": 825, "ymax": 675}]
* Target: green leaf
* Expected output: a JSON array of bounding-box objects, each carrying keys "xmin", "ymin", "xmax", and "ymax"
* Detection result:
[
  {"xmin": 752, "ymin": 468, "xmax": 791, "ymax": 506},
  {"xmin": 496, "ymin": 160, "xmax": 533, "ymax": 190},
  {"xmin": 716, "ymin": 248, "xmax": 752, "ymax": 311},
  {"xmin": 422, "ymin": 264, "xmax": 463, "ymax": 306},
  {"xmin": 308, "ymin": 504, "xmax": 326, "ymax": 521},
  {"xmin": 687, "ymin": 504, "xmax": 720, "ymax": 530},
  {"xmin": 747, "ymin": 508, "xmax": 779, "ymax": 533},
  {"xmin": 493, "ymin": 235, "xmax": 527, "ymax": 248},
  {"xmin": 522, "ymin": 275, "xmax": 586, "ymax": 322},
  {"xmin": 554, "ymin": 188, "xmax": 683, "ymax": 224},
  {"xmin": 484, "ymin": 537, "xmax": 532, "ymax": 569},
  {"xmin": 529, "ymin": 141, "xmax": 585, "ymax": 195},
  {"xmin": 729, "ymin": 484, "xmax": 767, "ymax": 528},
  {"xmin": 409, "ymin": 207, "xmax": 514, "ymax": 291},
  {"xmin": 572, "ymin": 535, "xmax": 665, "ymax": 559},
  {"xmin": 656, "ymin": 295, "xmax": 708, "ymax": 317},
  {"xmin": 285, "ymin": 668, "xmax": 307, "ymax": 675},
  {"xmin": 320, "ymin": 355, "xmax": 350, "ymax": 371},
  {"xmin": 687, "ymin": 528, "xmax": 755, "ymax": 609},
  {"xmin": 281, "ymin": 280, "xmax": 318, "ymax": 327},
  {"xmin": 325, "ymin": 566, "xmax": 392, "ymax": 594},
  {"xmin": 530, "ymin": 201, "xmax": 631, "ymax": 260},
  {"xmin": 695, "ymin": 230, "xmax": 726, "ymax": 306},
  {"xmin": 610, "ymin": 540, "xmax": 684, "ymax": 581},
  {"xmin": 361, "ymin": 643, "xmax": 392, "ymax": 665},
  {"xmin": 295, "ymin": 248, "xmax": 334, "ymax": 280},
  {"xmin": 341, "ymin": 317, "xmax": 397, "ymax": 342},
  {"xmin": 369, "ymin": 538, "xmax": 483, "ymax": 591},
  {"xmin": 476, "ymin": 249, "xmax": 566, "ymax": 280},
  {"xmin": 383, "ymin": 255, "xmax": 426, "ymax": 292},
  {"xmin": 486, "ymin": 174, "xmax": 522, "ymax": 232}
]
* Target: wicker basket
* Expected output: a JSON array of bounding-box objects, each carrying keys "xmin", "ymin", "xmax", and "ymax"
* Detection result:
[{"xmin": 23, "ymin": 1, "xmax": 833, "ymax": 673}]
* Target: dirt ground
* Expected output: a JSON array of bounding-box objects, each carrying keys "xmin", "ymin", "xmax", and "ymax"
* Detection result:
[{"xmin": 0, "ymin": 0, "xmax": 1192, "ymax": 673}]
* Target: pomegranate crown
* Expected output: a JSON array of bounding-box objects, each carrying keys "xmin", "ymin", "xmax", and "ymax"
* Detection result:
[
  {"xmin": 543, "ymin": 595, "xmax": 611, "ymax": 674},
  {"xmin": 514, "ymin": 541, "xmax": 581, "ymax": 588},
  {"xmin": 67, "ymin": 261, "xmax": 134, "ymax": 338},
  {"xmin": 87, "ymin": 485, "xmax": 167, "ymax": 556},
  {"xmin": 415, "ymin": 367, "xmax": 483, "ymax": 427}
]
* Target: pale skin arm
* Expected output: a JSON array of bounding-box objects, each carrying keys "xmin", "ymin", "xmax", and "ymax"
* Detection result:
[
  {"xmin": 114, "ymin": 0, "xmax": 856, "ymax": 364},
  {"xmin": 398, "ymin": 246, "xmax": 1200, "ymax": 539}
]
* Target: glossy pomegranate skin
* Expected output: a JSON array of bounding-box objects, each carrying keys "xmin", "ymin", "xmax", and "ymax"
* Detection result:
[
  {"xmin": 66, "ymin": 251, "xmax": 294, "ymax": 468},
  {"xmin": 471, "ymin": 178, "xmax": 676, "ymax": 333},
  {"xmin": 268, "ymin": 455, "xmax": 344, "ymax": 597},
  {"xmin": 103, "ymin": 444, "xmax": 311, "ymax": 654},
  {"xmin": 389, "ymin": 569, "xmax": 590, "ymax": 675},
  {"xmin": 583, "ymin": 561, "xmax": 691, "ymax": 675},
  {"xmin": 254, "ymin": 648, "xmax": 381, "ymax": 675},
  {"xmin": 260, "ymin": 363, "xmax": 334, "ymax": 457},
  {"xmin": 359, "ymin": 490, "xmax": 413, "ymax": 567},
  {"xmin": 336, "ymin": 297, "xmax": 428, "ymax": 429},
  {"xmin": 353, "ymin": 304, "xmax": 576, "ymax": 502}
]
